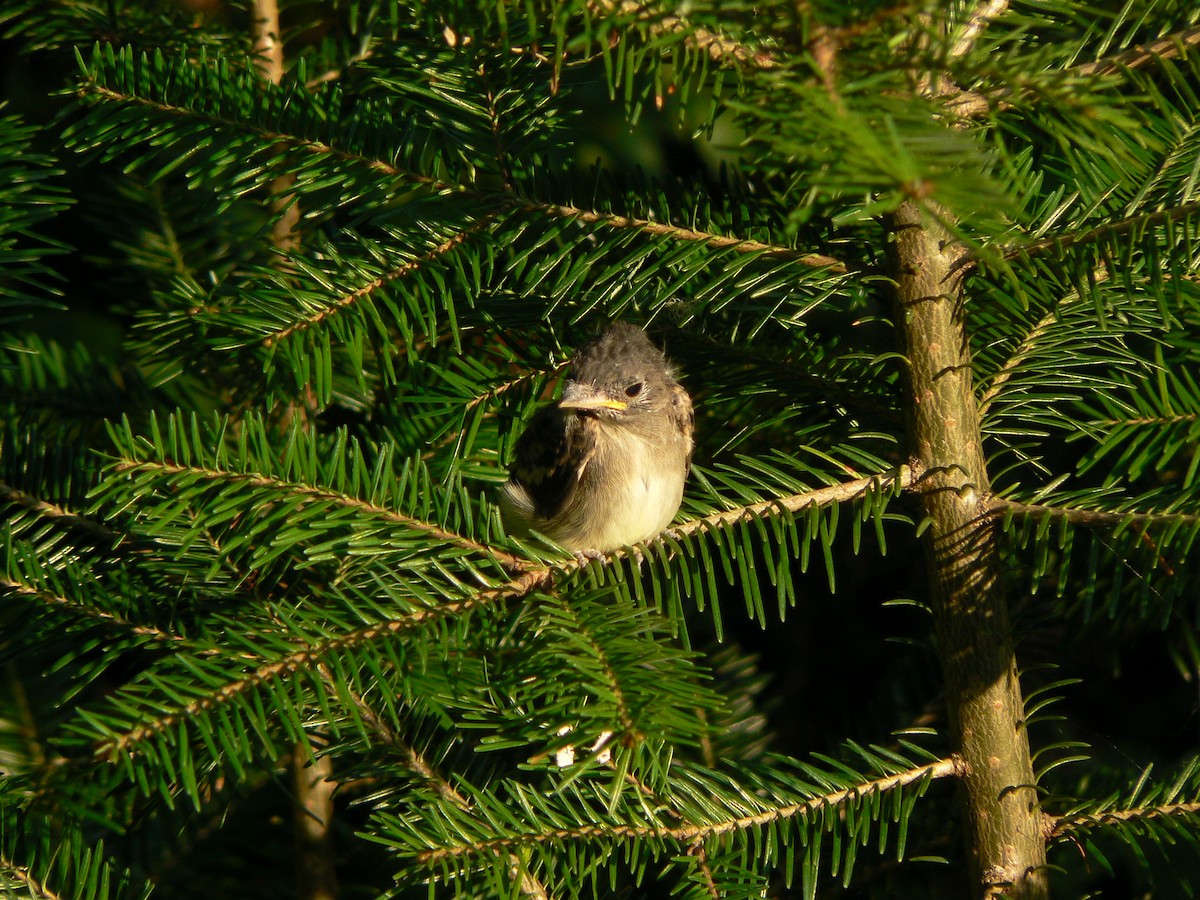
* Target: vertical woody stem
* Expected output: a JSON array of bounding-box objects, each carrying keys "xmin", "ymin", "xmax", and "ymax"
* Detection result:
[
  {"xmin": 250, "ymin": 5, "xmax": 331, "ymax": 896},
  {"xmin": 887, "ymin": 201, "xmax": 1048, "ymax": 898},
  {"xmin": 251, "ymin": 0, "xmax": 301, "ymax": 251}
]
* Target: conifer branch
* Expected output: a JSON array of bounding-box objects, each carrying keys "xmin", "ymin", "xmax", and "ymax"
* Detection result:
[
  {"xmin": 324, "ymin": 670, "xmax": 554, "ymax": 899},
  {"xmin": 322, "ymin": 667, "xmax": 467, "ymax": 809},
  {"xmin": 92, "ymin": 569, "xmax": 550, "ymax": 760},
  {"xmin": 478, "ymin": 62, "xmax": 515, "ymax": 192},
  {"xmin": 1089, "ymin": 412, "xmax": 1199, "ymax": 428},
  {"xmin": 259, "ymin": 223, "xmax": 489, "ymax": 348},
  {"xmin": 944, "ymin": 22, "xmax": 1200, "ymax": 119},
  {"xmin": 0, "ymin": 859, "xmax": 64, "ymax": 900},
  {"xmin": 417, "ymin": 756, "xmax": 959, "ymax": 862},
  {"xmin": 77, "ymin": 84, "xmax": 845, "ymax": 271},
  {"xmin": 976, "ymin": 307, "xmax": 1057, "ymax": 420},
  {"xmin": 988, "ymin": 497, "xmax": 1200, "ymax": 529},
  {"xmin": 1004, "ymin": 200, "xmax": 1200, "ymax": 261},
  {"xmin": 1073, "ymin": 23, "xmax": 1200, "ymax": 77},
  {"xmin": 90, "ymin": 467, "xmax": 912, "ymax": 760},
  {"xmin": 250, "ymin": 0, "xmax": 285, "ymax": 85},
  {"xmin": 464, "ymin": 361, "xmax": 570, "ymax": 412},
  {"xmin": 1050, "ymin": 799, "xmax": 1200, "ymax": 837},
  {"xmin": 949, "ymin": 0, "xmax": 1009, "ymax": 59},
  {"xmin": 0, "ymin": 577, "xmax": 182, "ymax": 644},
  {"xmin": 0, "ymin": 482, "xmax": 117, "ymax": 544},
  {"xmin": 689, "ymin": 843, "xmax": 721, "ymax": 899},
  {"xmin": 251, "ymin": 0, "xmax": 301, "ymax": 252},
  {"xmin": 521, "ymin": 200, "xmax": 849, "ymax": 271},
  {"xmin": 292, "ymin": 743, "xmax": 339, "ymax": 900},
  {"xmin": 550, "ymin": 599, "xmax": 638, "ymax": 740},
  {"xmin": 591, "ymin": 0, "xmax": 777, "ymax": 69},
  {"xmin": 673, "ymin": 466, "xmax": 913, "ymax": 536},
  {"xmin": 108, "ymin": 458, "xmax": 525, "ymax": 572}
]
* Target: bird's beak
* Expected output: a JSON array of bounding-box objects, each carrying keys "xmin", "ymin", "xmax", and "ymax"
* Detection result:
[{"xmin": 559, "ymin": 381, "xmax": 627, "ymax": 411}]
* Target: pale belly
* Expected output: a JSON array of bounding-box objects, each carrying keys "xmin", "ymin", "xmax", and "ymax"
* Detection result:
[
  {"xmin": 585, "ymin": 463, "xmax": 683, "ymax": 551},
  {"xmin": 565, "ymin": 426, "xmax": 684, "ymax": 552}
]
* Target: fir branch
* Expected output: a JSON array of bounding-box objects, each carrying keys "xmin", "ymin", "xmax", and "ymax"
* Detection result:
[
  {"xmin": 320, "ymin": 668, "xmax": 554, "ymax": 899},
  {"xmin": 478, "ymin": 61, "xmax": 516, "ymax": 192},
  {"xmin": 77, "ymin": 82, "xmax": 845, "ymax": 272},
  {"xmin": 417, "ymin": 756, "xmax": 959, "ymax": 862},
  {"xmin": 1003, "ymin": 200, "xmax": 1200, "ymax": 261},
  {"xmin": 260, "ymin": 223, "xmax": 489, "ymax": 348},
  {"xmin": 549, "ymin": 598, "xmax": 638, "ymax": 741},
  {"xmin": 0, "ymin": 482, "xmax": 117, "ymax": 544},
  {"xmin": 673, "ymin": 465, "xmax": 913, "ymax": 537},
  {"xmin": 77, "ymin": 84, "xmax": 440, "ymax": 187},
  {"xmin": 0, "ymin": 857, "xmax": 64, "ymax": 900},
  {"xmin": 689, "ymin": 842, "xmax": 721, "ymax": 900},
  {"xmin": 988, "ymin": 497, "xmax": 1200, "ymax": 530},
  {"xmin": 1088, "ymin": 412, "xmax": 1199, "ymax": 428},
  {"xmin": 464, "ymin": 361, "xmax": 570, "ymax": 413},
  {"xmin": 291, "ymin": 743, "xmax": 339, "ymax": 900},
  {"xmin": 1050, "ymin": 799, "xmax": 1200, "ymax": 838},
  {"xmin": 976, "ymin": 307, "xmax": 1057, "ymax": 420},
  {"xmin": 108, "ymin": 458, "xmax": 524, "ymax": 572},
  {"xmin": 251, "ymin": 0, "xmax": 301, "ymax": 252},
  {"xmin": 250, "ymin": 0, "xmax": 284, "ymax": 86},
  {"xmin": 949, "ymin": 0, "xmax": 1009, "ymax": 59},
  {"xmin": 320, "ymin": 665, "xmax": 467, "ymax": 809},
  {"xmin": 0, "ymin": 577, "xmax": 181, "ymax": 644},
  {"xmin": 1073, "ymin": 23, "xmax": 1200, "ymax": 78},
  {"xmin": 91, "ymin": 468, "xmax": 910, "ymax": 760},
  {"xmin": 521, "ymin": 200, "xmax": 849, "ymax": 271},
  {"xmin": 591, "ymin": 0, "xmax": 777, "ymax": 69},
  {"xmin": 887, "ymin": 198, "xmax": 1048, "ymax": 897},
  {"xmin": 92, "ymin": 569, "xmax": 549, "ymax": 760}
]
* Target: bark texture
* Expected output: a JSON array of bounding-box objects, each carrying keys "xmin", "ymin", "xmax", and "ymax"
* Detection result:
[{"xmin": 887, "ymin": 200, "xmax": 1048, "ymax": 898}]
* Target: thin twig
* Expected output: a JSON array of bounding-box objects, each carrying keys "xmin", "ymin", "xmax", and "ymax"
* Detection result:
[
  {"xmin": 950, "ymin": 0, "xmax": 1009, "ymax": 58},
  {"xmin": 0, "ymin": 860, "xmax": 66, "ymax": 900},
  {"xmin": 673, "ymin": 465, "xmax": 913, "ymax": 538},
  {"xmin": 261, "ymin": 224, "xmax": 489, "ymax": 348},
  {"xmin": 250, "ymin": 0, "xmax": 300, "ymax": 251},
  {"xmin": 0, "ymin": 578, "xmax": 183, "ymax": 644},
  {"xmin": 520, "ymin": 200, "xmax": 849, "ymax": 270}
]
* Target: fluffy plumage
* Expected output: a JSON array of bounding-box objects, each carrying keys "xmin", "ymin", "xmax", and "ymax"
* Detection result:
[{"xmin": 501, "ymin": 323, "xmax": 694, "ymax": 553}]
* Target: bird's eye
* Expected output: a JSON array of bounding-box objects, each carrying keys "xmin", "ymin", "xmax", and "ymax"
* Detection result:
[{"xmin": 625, "ymin": 382, "xmax": 643, "ymax": 398}]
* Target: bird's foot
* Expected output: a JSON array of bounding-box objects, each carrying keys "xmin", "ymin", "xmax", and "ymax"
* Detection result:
[{"xmin": 572, "ymin": 548, "xmax": 607, "ymax": 566}]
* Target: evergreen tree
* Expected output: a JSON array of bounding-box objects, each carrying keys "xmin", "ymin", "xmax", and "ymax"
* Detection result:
[{"xmin": 2, "ymin": 1, "xmax": 1199, "ymax": 897}]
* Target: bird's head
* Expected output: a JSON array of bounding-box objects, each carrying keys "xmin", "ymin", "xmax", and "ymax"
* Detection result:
[{"xmin": 558, "ymin": 323, "xmax": 676, "ymax": 423}]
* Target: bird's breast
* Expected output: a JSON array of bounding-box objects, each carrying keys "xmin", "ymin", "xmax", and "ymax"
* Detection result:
[{"xmin": 579, "ymin": 423, "xmax": 685, "ymax": 550}]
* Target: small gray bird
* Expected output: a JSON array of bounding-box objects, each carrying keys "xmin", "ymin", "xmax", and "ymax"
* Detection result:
[{"xmin": 501, "ymin": 323, "xmax": 694, "ymax": 554}]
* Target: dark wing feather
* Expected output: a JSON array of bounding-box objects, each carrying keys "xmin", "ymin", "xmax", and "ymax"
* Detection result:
[
  {"xmin": 669, "ymin": 380, "xmax": 695, "ymax": 477},
  {"xmin": 507, "ymin": 406, "xmax": 595, "ymax": 520}
]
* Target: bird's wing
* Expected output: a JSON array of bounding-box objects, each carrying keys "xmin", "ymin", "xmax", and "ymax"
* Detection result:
[
  {"xmin": 507, "ymin": 406, "xmax": 595, "ymax": 520},
  {"xmin": 669, "ymin": 381, "xmax": 695, "ymax": 477}
]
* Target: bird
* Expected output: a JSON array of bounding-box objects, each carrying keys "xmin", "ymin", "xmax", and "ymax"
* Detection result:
[{"xmin": 500, "ymin": 322, "xmax": 694, "ymax": 554}]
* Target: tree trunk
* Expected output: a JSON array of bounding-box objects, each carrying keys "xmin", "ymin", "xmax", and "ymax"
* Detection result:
[{"xmin": 886, "ymin": 200, "xmax": 1049, "ymax": 898}]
